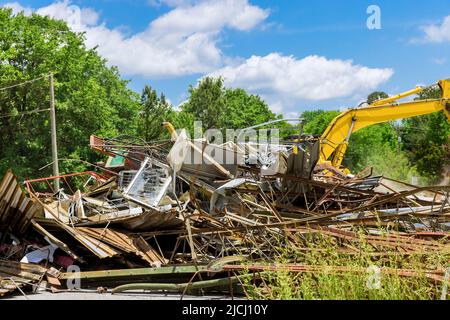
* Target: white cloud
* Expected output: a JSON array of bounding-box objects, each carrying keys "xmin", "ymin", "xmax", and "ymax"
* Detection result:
[
  {"xmin": 208, "ymin": 54, "xmax": 394, "ymax": 106},
  {"xmin": 3, "ymin": 0, "xmax": 268, "ymax": 77},
  {"xmin": 150, "ymin": 0, "xmax": 269, "ymax": 33},
  {"xmin": 420, "ymin": 15, "xmax": 450, "ymax": 43},
  {"xmin": 2, "ymin": 1, "xmax": 394, "ymax": 114},
  {"xmin": 35, "ymin": 0, "xmax": 99, "ymax": 31},
  {"xmin": 147, "ymin": 0, "xmax": 195, "ymax": 7},
  {"xmin": 3, "ymin": 2, "xmax": 32, "ymax": 15}
]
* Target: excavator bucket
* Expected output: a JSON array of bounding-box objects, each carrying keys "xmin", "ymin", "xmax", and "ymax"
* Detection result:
[{"xmin": 439, "ymin": 80, "xmax": 450, "ymax": 120}]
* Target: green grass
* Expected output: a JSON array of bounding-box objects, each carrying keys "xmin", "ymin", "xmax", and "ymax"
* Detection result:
[{"xmin": 240, "ymin": 230, "xmax": 449, "ymax": 300}]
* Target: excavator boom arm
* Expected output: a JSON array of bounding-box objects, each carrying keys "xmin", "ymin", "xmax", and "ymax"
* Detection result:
[{"xmin": 319, "ymin": 79, "xmax": 450, "ymax": 168}]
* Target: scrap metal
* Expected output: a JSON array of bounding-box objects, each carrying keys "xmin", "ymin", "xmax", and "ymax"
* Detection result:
[{"xmin": 0, "ymin": 123, "xmax": 448, "ymax": 298}]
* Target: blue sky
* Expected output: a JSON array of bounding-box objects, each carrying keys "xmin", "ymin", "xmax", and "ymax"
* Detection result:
[{"xmin": 2, "ymin": 0, "xmax": 450, "ymax": 116}]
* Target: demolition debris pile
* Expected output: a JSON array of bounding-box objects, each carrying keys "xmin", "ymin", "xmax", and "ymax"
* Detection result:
[{"xmin": 0, "ymin": 126, "xmax": 449, "ymax": 298}]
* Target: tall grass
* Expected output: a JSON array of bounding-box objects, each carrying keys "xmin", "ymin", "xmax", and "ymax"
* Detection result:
[{"xmin": 240, "ymin": 230, "xmax": 449, "ymax": 300}]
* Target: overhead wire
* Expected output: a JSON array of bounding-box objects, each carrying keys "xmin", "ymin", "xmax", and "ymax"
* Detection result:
[
  {"xmin": 0, "ymin": 73, "xmax": 52, "ymax": 119},
  {"xmin": 0, "ymin": 74, "xmax": 48, "ymax": 92},
  {"xmin": 0, "ymin": 108, "xmax": 50, "ymax": 119}
]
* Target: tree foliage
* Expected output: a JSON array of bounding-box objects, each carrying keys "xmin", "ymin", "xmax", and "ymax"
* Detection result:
[
  {"xmin": 0, "ymin": 9, "xmax": 446, "ymax": 185},
  {"xmin": 344, "ymin": 124, "xmax": 397, "ymax": 172},
  {"xmin": 137, "ymin": 85, "xmax": 172, "ymax": 141},
  {"xmin": 181, "ymin": 77, "xmax": 226, "ymax": 130},
  {"xmin": 180, "ymin": 77, "xmax": 278, "ymax": 131},
  {"xmin": 302, "ymin": 110, "xmax": 340, "ymax": 135},
  {"xmin": 221, "ymin": 88, "xmax": 279, "ymax": 129},
  {"xmin": 401, "ymin": 86, "xmax": 450, "ymax": 182},
  {"xmin": 0, "ymin": 9, "xmax": 139, "ymax": 178},
  {"xmin": 367, "ymin": 91, "xmax": 388, "ymax": 104}
]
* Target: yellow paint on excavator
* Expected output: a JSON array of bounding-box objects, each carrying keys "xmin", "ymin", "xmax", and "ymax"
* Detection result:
[{"xmin": 319, "ymin": 79, "xmax": 450, "ymax": 171}]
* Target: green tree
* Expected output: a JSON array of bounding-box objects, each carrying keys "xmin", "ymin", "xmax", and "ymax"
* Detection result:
[
  {"xmin": 180, "ymin": 76, "xmax": 278, "ymax": 132},
  {"xmin": 367, "ymin": 91, "xmax": 388, "ymax": 104},
  {"xmin": 137, "ymin": 85, "xmax": 172, "ymax": 141},
  {"xmin": 302, "ymin": 110, "xmax": 340, "ymax": 135},
  {"xmin": 0, "ymin": 9, "xmax": 139, "ymax": 179},
  {"xmin": 221, "ymin": 88, "xmax": 277, "ymax": 129},
  {"xmin": 401, "ymin": 86, "xmax": 450, "ymax": 182},
  {"xmin": 181, "ymin": 77, "xmax": 225, "ymax": 130},
  {"xmin": 170, "ymin": 109, "xmax": 195, "ymax": 136},
  {"xmin": 344, "ymin": 124, "xmax": 397, "ymax": 172},
  {"xmin": 365, "ymin": 144, "xmax": 420, "ymax": 182}
]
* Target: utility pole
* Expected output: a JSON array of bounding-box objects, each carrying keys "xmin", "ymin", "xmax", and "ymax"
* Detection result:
[{"xmin": 49, "ymin": 73, "xmax": 60, "ymax": 191}]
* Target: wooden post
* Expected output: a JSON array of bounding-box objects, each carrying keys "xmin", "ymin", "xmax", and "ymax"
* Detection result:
[{"xmin": 49, "ymin": 73, "xmax": 60, "ymax": 191}]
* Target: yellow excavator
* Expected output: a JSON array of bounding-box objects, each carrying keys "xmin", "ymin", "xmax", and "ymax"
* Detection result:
[{"xmin": 318, "ymin": 79, "xmax": 450, "ymax": 173}]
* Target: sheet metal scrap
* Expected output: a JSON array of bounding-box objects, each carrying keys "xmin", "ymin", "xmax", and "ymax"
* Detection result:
[
  {"xmin": 25, "ymin": 171, "xmax": 183, "ymax": 231},
  {"xmin": 0, "ymin": 128, "xmax": 448, "ymax": 297}
]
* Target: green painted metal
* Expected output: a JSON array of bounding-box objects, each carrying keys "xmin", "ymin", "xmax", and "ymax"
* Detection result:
[
  {"xmin": 106, "ymin": 154, "xmax": 126, "ymax": 168},
  {"xmin": 111, "ymin": 274, "xmax": 249, "ymax": 294}
]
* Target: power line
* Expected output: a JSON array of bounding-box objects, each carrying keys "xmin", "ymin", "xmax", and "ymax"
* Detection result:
[
  {"xmin": 0, "ymin": 74, "xmax": 48, "ymax": 92},
  {"xmin": 0, "ymin": 108, "xmax": 50, "ymax": 119},
  {"xmin": 0, "ymin": 73, "xmax": 53, "ymax": 120}
]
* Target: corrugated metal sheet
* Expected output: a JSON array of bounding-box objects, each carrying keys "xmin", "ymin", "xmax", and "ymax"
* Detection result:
[{"xmin": 0, "ymin": 170, "xmax": 42, "ymax": 235}]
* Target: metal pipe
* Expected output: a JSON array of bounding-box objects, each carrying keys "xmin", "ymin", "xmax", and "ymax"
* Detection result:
[
  {"xmin": 371, "ymin": 86, "xmax": 424, "ymax": 106},
  {"xmin": 111, "ymin": 274, "xmax": 252, "ymax": 294}
]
